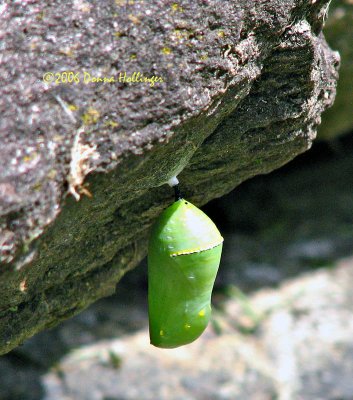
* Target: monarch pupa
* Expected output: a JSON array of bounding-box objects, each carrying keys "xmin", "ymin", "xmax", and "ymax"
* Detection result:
[{"xmin": 148, "ymin": 187, "xmax": 223, "ymax": 349}]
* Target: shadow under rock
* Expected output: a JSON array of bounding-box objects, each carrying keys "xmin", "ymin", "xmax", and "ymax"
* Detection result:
[{"xmin": 204, "ymin": 131, "xmax": 353, "ymax": 292}]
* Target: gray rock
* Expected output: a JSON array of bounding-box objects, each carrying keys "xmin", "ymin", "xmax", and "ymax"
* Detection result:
[
  {"xmin": 319, "ymin": 0, "xmax": 353, "ymax": 139},
  {"xmin": 0, "ymin": 0, "xmax": 339, "ymax": 355},
  {"xmin": 258, "ymin": 258, "xmax": 353, "ymax": 399}
]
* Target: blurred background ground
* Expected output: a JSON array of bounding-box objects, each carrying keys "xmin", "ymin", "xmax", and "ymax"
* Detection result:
[{"xmin": 1, "ymin": 1, "xmax": 353, "ymax": 398}]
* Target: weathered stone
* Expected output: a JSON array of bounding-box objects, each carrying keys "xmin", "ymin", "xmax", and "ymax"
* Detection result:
[
  {"xmin": 0, "ymin": 0, "xmax": 339, "ymax": 355},
  {"xmin": 319, "ymin": 0, "xmax": 353, "ymax": 139}
]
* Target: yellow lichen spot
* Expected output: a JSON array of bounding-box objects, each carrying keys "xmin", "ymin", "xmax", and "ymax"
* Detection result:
[
  {"xmin": 32, "ymin": 182, "xmax": 42, "ymax": 191},
  {"xmin": 59, "ymin": 47, "xmax": 74, "ymax": 57},
  {"xmin": 130, "ymin": 53, "xmax": 137, "ymax": 60},
  {"xmin": 115, "ymin": 0, "xmax": 126, "ymax": 5},
  {"xmin": 82, "ymin": 4, "xmax": 91, "ymax": 12},
  {"xmin": 171, "ymin": 3, "xmax": 183, "ymax": 12},
  {"xmin": 114, "ymin": 31, "xmax": 123, "ymax": 37},
  {"xmin": 30, "ymin": 40, "xmax": 38, "ymax": 50},
  {"xmin": 128, "ymin": 14, "xmax": 140, "ymax": 24},
  {"xmin": 76, "ymin": 2, "xmax": 91, "ymax": 13},
  {"xmin": 161, "ymin": 47, "xmax": 172, "ymax": 55},
  {"xmin": 104, "ymin": 120, "xmax": 120, "ymax": 128},
  {"xmin": 81, "ymin": 108, "xmax": 100, "ymax": 125},
  {"xmin": 23, "ymin": 152, "xmax": 38, "ymax": 163},
  {"xmin": 198, "ymin": 309, "xmax": 206, "ymax": 317},
  {"xmin": 159, "ymin": 330, "xmax": 164, "ymax": 336},
  {"xmin": 68, "ymin": 104, "xmax": 78, "ymax": 112},
  {"xmin": 172, "ymin": 29, "xmax": 189, "ymax": 41},
  {"xmin": 47, "ymin": 169, "xmax": 57, "ymax": 179},
  {"xmin": 218, "ymin": 30, "xmax": 226, "ymax": 38},
  {"xmin": 53, "ymin": 134, "xmax": 63, "ymax": 142},
  {"xmin": 184, "ymin": 324, "xmax": 191, "ymax": 330},
  {"xmin": 36, "ymin": 11, "xmax": 45, "ymax": 20},
  {"xmin": 200, "ymin": 53, "xmax": 208, "ymax": 61}
]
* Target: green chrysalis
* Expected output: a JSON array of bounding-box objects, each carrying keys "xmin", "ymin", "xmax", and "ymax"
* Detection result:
[{"xmin": 148, "ymin": 198, "xmax": 223, "ymax": 348}]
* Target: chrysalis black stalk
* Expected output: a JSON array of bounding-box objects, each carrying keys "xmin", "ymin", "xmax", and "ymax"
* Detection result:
[{"xmin": 173, "ymin": 184, "xmax": 182, "ymax": 201}]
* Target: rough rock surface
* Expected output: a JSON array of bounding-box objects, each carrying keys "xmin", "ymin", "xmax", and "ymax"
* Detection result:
[
  {"xmin": 319, "ymin": 0, "xmax": 353, "ymax": 139},
  {"xmin": 0, "ymin": 0, "xmax": 339, "ymax": 355}
]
